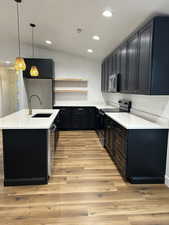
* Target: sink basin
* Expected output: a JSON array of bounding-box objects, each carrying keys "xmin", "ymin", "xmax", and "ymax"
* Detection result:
[{"xmin": 32, "ymin": 113, "xmax": 52, "ymax": 118}]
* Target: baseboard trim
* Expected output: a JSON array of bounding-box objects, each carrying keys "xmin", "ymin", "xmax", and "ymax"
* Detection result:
[
  {"xmin": 4, "ymin": 177, "xmax": 48, "ymax": 186},
  {"xmin": 165, "ymin": 175, "xmax": 169, "ymax": 187}
]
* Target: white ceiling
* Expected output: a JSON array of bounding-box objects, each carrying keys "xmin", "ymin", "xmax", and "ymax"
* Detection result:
[{"xmin": 1, "ymin": 0, "xmax": 169, "ymax": 60}]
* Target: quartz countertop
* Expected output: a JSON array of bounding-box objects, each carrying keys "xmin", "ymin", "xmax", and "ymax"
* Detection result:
[
  {"xmin": 53, "ymin": 102, "xmax": 116, "ymax": 110},
  {"xmin": 0, "ymin": 109, "xmax": 59, "ymax": 129},
  {"xmin": 106, "ymin": 112, "xmax": 169, "ymax": 130}
]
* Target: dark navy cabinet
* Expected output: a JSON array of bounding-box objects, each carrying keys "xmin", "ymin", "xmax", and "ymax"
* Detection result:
[
  {"xmin": 138, "ymin": 22, "xmax": 153, "ymax": 94},
  {"xmin": 54, "ymin": 107, "xmax": 96, "ymax": 130},
  {"xmin": 119, "ymin": 43, "xmax": 127, "ymax": 92},
  {"xmin": 101, "ymin": 16, "xmax": 169, "ymax": 95},
  {"xmin": 126, "ymin": 33, "xmax": 139, "ymax": 93},
  {"xmin": 104, "ymin": 115, "xmax": 168, "ymax": 184},
  {"xmin": 23, "ymin": 58, "xmax": 55, "ymax": 79},
  {"xmin": 101, "ymin": 58, "xmax": 109, "ymax": 92}
]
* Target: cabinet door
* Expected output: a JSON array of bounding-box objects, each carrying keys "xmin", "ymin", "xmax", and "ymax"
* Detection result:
[
  {"xmin": 112, "ymin": 53, "xmax": 117, "ymax": 75},
  {"xmin": 104, "ymin": 116, "xmax": 113, "ymax": 152},
  {"xmin": 114, "ymin": 125, "xmax": 127, "ymax": 178},
  {"xmin": 58, "ymin": 108, "xmax": 72, "ymax": 130},
  {"xmin": 105, "ymin": 58, "xmax": 110, "ymax": 92},
  {"xmin": 127, "ymin": 34, "xmax": 139, "ymax": 93},
  {"xmin": 116, "ymin": 48, "xmax": 121, "ymax": 74},
  {"xmin": 23, "ymin": 58, "xmax": 54, "ymax": 79},
  {"xmin": 120, "ymin": 43, "xmax": 127, "ymax": 92},
  {"xmin": 101, "ymin": 62, "xmax": 105, "ymax": 92},
  {"xmin": 138, "ymin": 23, "xmax": 153, "ymax": 94},
  {"xmin": 87, "ymin": 108, "xmax": 96, "ymax": 129},
  {"xmin": 72, "ymin": 108, "xmax": 88, "ymax": 130},
  {"xmin": 101, "ymin": 59, "xmax": 109, "ymax": 92},
  {"xmin": 109, "ymin": 54, "xmax": 113, "ymax": 75}
]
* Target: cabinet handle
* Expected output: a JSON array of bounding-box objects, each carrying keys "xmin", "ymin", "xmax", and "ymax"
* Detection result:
[{"xmin": 52, "ymin": 124, "xmax": 57, "ymax": 131}]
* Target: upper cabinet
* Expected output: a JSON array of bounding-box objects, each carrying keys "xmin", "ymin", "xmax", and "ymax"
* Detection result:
[
  {"xmin": 23, "ymin": 58, "xmax": 55, "ymax": 79},
  {"xmin": 119, "ymin": 43, "xmax": 127, "ymax": 92},
  {"xmin": 101, "ymin": 57, "xmax": 109, "ymax": 92},
  {"xmin": 126, "ymin": 33, "xmax": 139, "ymax": 93},
  {"xmin": 102, "ymin": 16, "xmax": 169, "ymax": 95},
  {"xmin": 138, "ymin": 22, "xmax": 153, "ymax": 94}
]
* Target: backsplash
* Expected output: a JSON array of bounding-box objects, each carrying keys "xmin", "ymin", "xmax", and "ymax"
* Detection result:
[{"xmin": 103, "ymin": 93, "xmax": 169, "ymax": 125}]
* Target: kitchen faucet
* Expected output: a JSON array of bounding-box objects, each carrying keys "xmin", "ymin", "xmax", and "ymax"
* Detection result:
[{"xmin": 28, "ymin": 95, "xmax": 42, "ymax": 115}]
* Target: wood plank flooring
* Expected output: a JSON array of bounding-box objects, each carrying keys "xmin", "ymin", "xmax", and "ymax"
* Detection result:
[{"xmin": 0, "ymin": 130, "xmax": 169, "ymax": 225}]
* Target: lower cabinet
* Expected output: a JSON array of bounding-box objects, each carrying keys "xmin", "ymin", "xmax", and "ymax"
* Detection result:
[
  {"xmin": 104, "ymin": 115, "xmax": 168, "ymax": 184},
  {"xmin": 54, "ymin": 107, "xmax": 96, "ymax": 130},
  {"xmin": 3, "ymin": 124, "xmax": 58, "ymax": 186},
  {"xmin": 104, "ymin": 116, "xmax": 114, "ymax": 154},
  {"xmin": 56, "ymin": 107, "xmax": 72, "ymax": 130}
]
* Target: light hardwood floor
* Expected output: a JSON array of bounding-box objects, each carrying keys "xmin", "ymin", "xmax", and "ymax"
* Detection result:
[{"xmin": 0, "ymin": 130, "xmax": 169, "ymax": 225}]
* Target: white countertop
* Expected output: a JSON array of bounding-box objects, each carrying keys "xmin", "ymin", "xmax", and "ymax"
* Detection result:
[
  {"xmin": 106, "ymin": 112, "xmax": 169, "ymax": 130},
  {"xmin": 0, "ymin": 109, "xmax": 59, "ymax": 129},
  {"xmin": 54, "ymin": 103, "xmax": 116, "ymax": 110}
]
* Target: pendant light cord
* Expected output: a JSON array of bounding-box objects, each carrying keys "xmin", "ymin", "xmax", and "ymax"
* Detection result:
[
  {"xmin": 16, "ymin": 2, "xmax": 21, "ymax": 57},
  {"xmin": 32, "ymin": 26, "xmax": 35, "ymax": 57}
]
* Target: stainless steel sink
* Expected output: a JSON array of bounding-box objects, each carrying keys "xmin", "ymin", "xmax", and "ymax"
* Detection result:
[{"xmin": 32, "ymin": 113, "xmax": 52, "ymax": 118}]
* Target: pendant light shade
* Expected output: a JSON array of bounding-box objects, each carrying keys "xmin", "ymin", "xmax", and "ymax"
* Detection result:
[
  {"xmin": 30, "ymin": 66, "xmax": 39, "ymax": 77},
  {"xmin": 15, "ymin": 57, "xmax": 26, "ymax": 71},
  {"xmin": 30, "ymin": 23, "xmax": 39, "ymax": 77},
  {"xmin": 14, "ymin": 0, "xmax": 26, "ymax": 71}
]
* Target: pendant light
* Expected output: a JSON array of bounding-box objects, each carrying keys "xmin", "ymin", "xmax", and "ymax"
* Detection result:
[
  {"xmin": 30, "ymin": 23, "xmax": 39, "ymax": 77},
  {"xmin": 14, "ymin": 0, "xmax": 26, "ymax": 71}
]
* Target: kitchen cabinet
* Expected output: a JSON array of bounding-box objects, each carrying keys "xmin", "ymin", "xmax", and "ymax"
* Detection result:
[
  {"xmin": 96, "ymin": 110, "xmax": 105, "ymax": 146},
  {"xmin": 72, "ymin": 108, "xmax": 89, "ymax": 130},
  {"xmin": 126, "ymin": 33, "xmax": 139, "ymax": 93},
  {"xmin": 101, "ymin": 16, "xmax": 169, "ymax": 95},
  {"xmin": 3, "ymin": 124, "xmax": 58, "ymax": 186},
  {"xmin": 120, "ymin": 43, "xmax": 127, "ymax": 92},
  {"xmin": 112, "ymin": 49, "xmax": 121, "ymax": 75},
  {"xmin": 56, "ymin": 107, "xmax": 72, "ymax": 130},
  {"xmin": 138, "ymin": 22, "xmax": 153, "ymax": 94},
  {"xmin": 104, "ymin": 114, "xmax": 168, "ymax": 184},
  {"xmin": 104, "ymin": 116, "xmax": 114, "ymax": 154},
  {"xmin": 23, "ymin": 58, "xmax": 55, "ymax": 79},
  {"xmin": 101, "ymin": 62, "xmax": 105, "ymax": 92},
  {"xmin": 54, "ymin": 107, "xmax": 96, "ymax": 130},
  {"xmin": 87, "ymin": 107, "xmax": 97, "ymax": 129},
  {"xmin": 101, "ymin": 57, "xmax": 109, "ymax": 92}
]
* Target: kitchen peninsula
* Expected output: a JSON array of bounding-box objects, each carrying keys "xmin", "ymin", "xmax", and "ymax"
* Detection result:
[{"xmin": 0, "ymin": 109, "xmax": 59, "ymax": 186}]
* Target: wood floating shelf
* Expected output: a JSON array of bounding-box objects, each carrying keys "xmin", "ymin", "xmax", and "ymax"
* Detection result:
[
  {"xmin": 54, "ymin": 78, "xmax": 88, "ymax": 82},
  {"xmin": 55, "ymin": 89, "xmax": 88, "ymax": 93}
]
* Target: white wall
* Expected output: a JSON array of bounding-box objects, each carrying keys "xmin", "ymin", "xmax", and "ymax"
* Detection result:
[
  {"xmin": 0, "ymin": 41, "xmax": 104, "ymax": 106},
  {"xmin": 37, "ymin": 48, "xmax": 104, "ymax": 105},
  {"xmin": 103, "ymin": 92, "xmax": 169, "ymax": 186},
  {"xmin": 0, "ymin": 66, "xmax": 18, "ymax": 117}
]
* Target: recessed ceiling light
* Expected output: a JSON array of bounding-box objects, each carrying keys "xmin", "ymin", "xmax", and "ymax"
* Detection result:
[
  {"xmin": 45, "ymin": 40, "xmax": 52, "ymax": 45},
  {"xmin": 87, "ymin": 49, "xmax": 93, "ymax": 53},
  {"xmin": 93, "ymin": 35, "xmax": 100, "ymax": 41},
  {"xmin": 102, "ymin": 10, "xmax": 112, "ymax": 18},
  {"xmin": 5, "ymin": 61, "xmax": 11, "ymax": 64}
]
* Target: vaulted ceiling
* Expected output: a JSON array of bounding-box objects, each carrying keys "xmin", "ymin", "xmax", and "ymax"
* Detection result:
[{"xmin": 1, "ymin": 0, "xmax": 169, "ymax": 60}]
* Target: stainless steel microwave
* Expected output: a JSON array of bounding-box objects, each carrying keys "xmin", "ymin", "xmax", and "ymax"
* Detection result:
[{"xmin": 109, "ymin": 74, "xmax": 120, "ymax": 93}]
